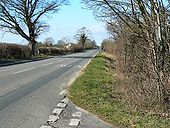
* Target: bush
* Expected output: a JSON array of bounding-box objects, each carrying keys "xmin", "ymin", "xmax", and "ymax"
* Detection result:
[
  {"xmin": 0, "ymin": 43, "xmax": 31, "ymax": 59},
  {"xmin": 38, "ymin": 47, "xmax": 64, "ymax": 55},
  {"xmin": 38, "ymin": 44, "xmax": 84, "ymax": 55},
  {"xmin": 70, "ymin": 44, "xmax": 83, "ymax": 53},
  {"xmin": 49, "ymin": 47, "xmax": 61, "ymax": 55},
  {"xmin": 37, "ymin": 47, "xmax": 49, "ymax": 55}
]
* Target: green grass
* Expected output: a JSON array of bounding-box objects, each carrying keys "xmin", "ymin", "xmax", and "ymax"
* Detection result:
[{"xmin": 68, "ymin": 52, "xmax": 170, "ymax": 128}]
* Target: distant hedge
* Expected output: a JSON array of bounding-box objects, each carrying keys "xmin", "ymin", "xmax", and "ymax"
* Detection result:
[
  {"xmin": 70, "ymin": 44, "xmax": 84, "ymax": 53},
  {"xmin": 0, "ymin": 43, "xmax": 31, "ymax": 59},
  {"xmin": 0, "ymin": 43, "xmax": 96, "ymax": 60},
  {"xmin": 38, "ymin": 47, "xmax": 69, "ymax": 55},
  {"xmin": 38, "ymin": 44, "xmax": 84, "ymax": 55}
]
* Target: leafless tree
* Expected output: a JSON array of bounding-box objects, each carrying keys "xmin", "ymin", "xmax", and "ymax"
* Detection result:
[
  {"xmin": 74, "ymin": 27, "xmax": 92, "ymax": 48},
  {"xmin": 43, "ymin": 37, "xmax": 55, "ymax": 46},
  {"xmin": 0, "ymin": 0, "xmax": 68, "ymax": 55}
]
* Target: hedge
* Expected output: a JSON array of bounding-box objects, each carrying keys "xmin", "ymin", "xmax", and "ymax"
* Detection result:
[{"xmin": 0, "ymin": 43, "xmax": 31, "ymax": 59}]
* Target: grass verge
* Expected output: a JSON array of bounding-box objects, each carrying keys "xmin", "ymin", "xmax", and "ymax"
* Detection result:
[
  {"xmin": 68, "ymin": 52, "xmax": 169, "ymax": 128},
  {"xmin": 0, "ymin": 55, "xmax": 49, "ymax": 64}
]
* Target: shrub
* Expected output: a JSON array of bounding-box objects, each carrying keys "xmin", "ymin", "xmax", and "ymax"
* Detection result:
[
  {"xmin": 0, "ymin": 43, "xmax": 31, "ymax": 59},
  {"xmin": 49, "ymin": 47, "xmax": 61, "ymax": 55},
  {"xmin": 70, "ymin": 44, "xmax": 83, "ymax": 53},
  {"xmin": 38, "ymin": 47, "xmax": 49, "ymax": 55}
]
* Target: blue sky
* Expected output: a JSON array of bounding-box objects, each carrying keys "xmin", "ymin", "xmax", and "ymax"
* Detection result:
[{"xmin": 0, "ymin": 1, "xmax": 109, "ymax": 45}]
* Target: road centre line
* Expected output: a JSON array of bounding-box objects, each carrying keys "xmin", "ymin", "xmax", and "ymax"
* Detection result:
[
  {"xmin": 41, "ymin": 59, "xmax": 68, "ymax": 67},
  {"xmin": 12, "ymin": 58, "xmax": 71, "ymax": 75},
  {"xmin": 42, "ymin": 62, "xmax": 54, "ymax": 67},
  {"xmin": 12, "ymin": 67, "xmax": 36, "ymax": 75}
]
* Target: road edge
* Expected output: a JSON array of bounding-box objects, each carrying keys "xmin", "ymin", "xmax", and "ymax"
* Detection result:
[{"xmin": 0, "ymin": 56, "xmax": 54, "ymax": 67}]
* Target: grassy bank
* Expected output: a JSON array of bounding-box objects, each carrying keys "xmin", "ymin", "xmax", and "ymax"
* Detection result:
[{"xmin": 68, "ymin": 52, "xmax": 169, "ymax": 128}]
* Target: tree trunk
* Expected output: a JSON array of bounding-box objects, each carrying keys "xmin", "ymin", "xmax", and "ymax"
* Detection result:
[{"xmin": 29, "ymin": 40, "xmax": 36, "ymax": 56}]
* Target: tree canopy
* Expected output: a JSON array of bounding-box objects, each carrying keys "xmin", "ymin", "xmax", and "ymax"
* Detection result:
[{"xmin": 0, "ymin": 0, "xmax": 69, "ymax": 55}]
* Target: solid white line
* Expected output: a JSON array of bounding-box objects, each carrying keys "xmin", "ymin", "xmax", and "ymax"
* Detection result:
[
  {"xmin": 40, "ymin": 126, "xmax": 52, "ymax": 128},
  {"xmin": 12, "ymin": 67, "xmax": 35, "ymax": 74}
]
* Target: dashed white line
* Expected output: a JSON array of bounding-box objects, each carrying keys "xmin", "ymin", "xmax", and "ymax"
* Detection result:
[
  {"xmin": 61, "ymin": 97, "xmax": 69, "ymax": 104},
  {"xmin": 59, "ymin": 89, "xmax": 66, "ymax": 95},
  {"xmin": 12, "ymin": 67, "xmax": 35, "ymax": 74},
  {"xmin": 57, "ymin": 103, "xmax": 67, "ymax": 108},
  {"xmin": 52, "ymin": 108, "xmax": 63, "ymax": 115},
  {"xmin": 68, "ymin": 65, "xmax": 72, "ymax": 67},
  {"xmin": 69, "ymin": 119, "xmax": 81, "ymax": 126},
  {"xmin": 42, "ymin": 62, "xmax": 54, "ymax": 67},
  {"xmin": 57, "ymin": 60, "xmax": 63, "ymax": 62},
  {"xmin": 77, "ymin": 65, "xmax": 82, "ymax": 68},
  {"xmin": 72, "ymin": 111, "xmax": 82, "ymax": 118},
  {"xmin": 47, "ymin": 115, "xmax": 60, "ymax": 123}
]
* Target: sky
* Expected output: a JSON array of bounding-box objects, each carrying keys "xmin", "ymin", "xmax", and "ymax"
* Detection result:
[{"xmin": 0, "ymin": 0, "xmax": 109, "ymax": 45}]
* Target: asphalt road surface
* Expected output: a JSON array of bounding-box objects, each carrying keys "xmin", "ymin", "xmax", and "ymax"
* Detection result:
[{"xmin": 0, "ymin": 50, "xmax": 113, "ymax": 128}]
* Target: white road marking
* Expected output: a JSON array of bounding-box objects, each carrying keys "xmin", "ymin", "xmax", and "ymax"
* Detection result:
[
  {"xmin": 42, "ymin": 62, "xmax": 53, "ymax": 67},
  {"xmin": 61, "ymin": 97, "xmax": 69, "ymax": 104},
  {"xmin": 12, "ymin": 67, "xmax": 35, "ymax": 74},
  {"xmin": 72, "ymin": 111, "xmax": 82, "ymax": 118},
  {"xmin": 69, "ymin": 119, "xmax": 80, "ymax": 126},
  {"xmin": 47, "ymin": 115, "xmax": 60, "ymax": 123},
  {"xmin": 52, "ymin": 108, "xmax": 63, "ymax": 115},
  {"xmin": 59, "ymin": 89, "xmax": 66, "ymax": 95},
  {"xmin": 57, "ymin": 60, "xmax": 63, "ymax": 62},
  {"xmin": 57, "ymin": 103, "xmax": 67, "ymax": 108},
  {"xmin": 68, "ymin": 65, "xmax": 72, "ymax": 67},
  {"xmin": 56, "ymin": 64, "xmax": 73, "ymax": 68},
  {"xmin": 57, "ymin": 64, "xmax": 64, "ymax": 67},
  {"xmin": 40, "ymin": 126, "xmax": 52, "ymax": 128},
  {"xmin": 77, "ymin": 65, "xmax": 82, "ymax": 68}
]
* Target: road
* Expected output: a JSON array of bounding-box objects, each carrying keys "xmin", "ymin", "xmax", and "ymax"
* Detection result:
[{"xmin": 0, "ymin": 50, "xmax": 113, "ymax": 128}]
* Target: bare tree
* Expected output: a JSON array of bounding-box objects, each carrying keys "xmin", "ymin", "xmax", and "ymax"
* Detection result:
[
  {"xmin": 0, "ymin": 0, "xmax": 68, "ymax": 55},
  {"xmin": 74, "ymin": 27, "xmax": 92, "ymax": 48},
  {"xmin": 43, "ymin": 37, "xmax": 55, "ymax": 46}
]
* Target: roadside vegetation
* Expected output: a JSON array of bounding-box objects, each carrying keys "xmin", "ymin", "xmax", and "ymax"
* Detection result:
[
  {"xmin": 0, "ymin": 43, "xmax": 31, "ymax": 63},
  {"xmin": 69, "ymin": 52, "xmax": 170, "ymax": 128},
  {"xmin": 0, "ymin": 27, "xmax": 97, "ymax": 63},
  {"xmin": 0, "ymin": 40, "xmax": 97, "ymax": 64},
  {"xmin": 82, "ymin": 0, "xmax": 170, "ymax": 117}
]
